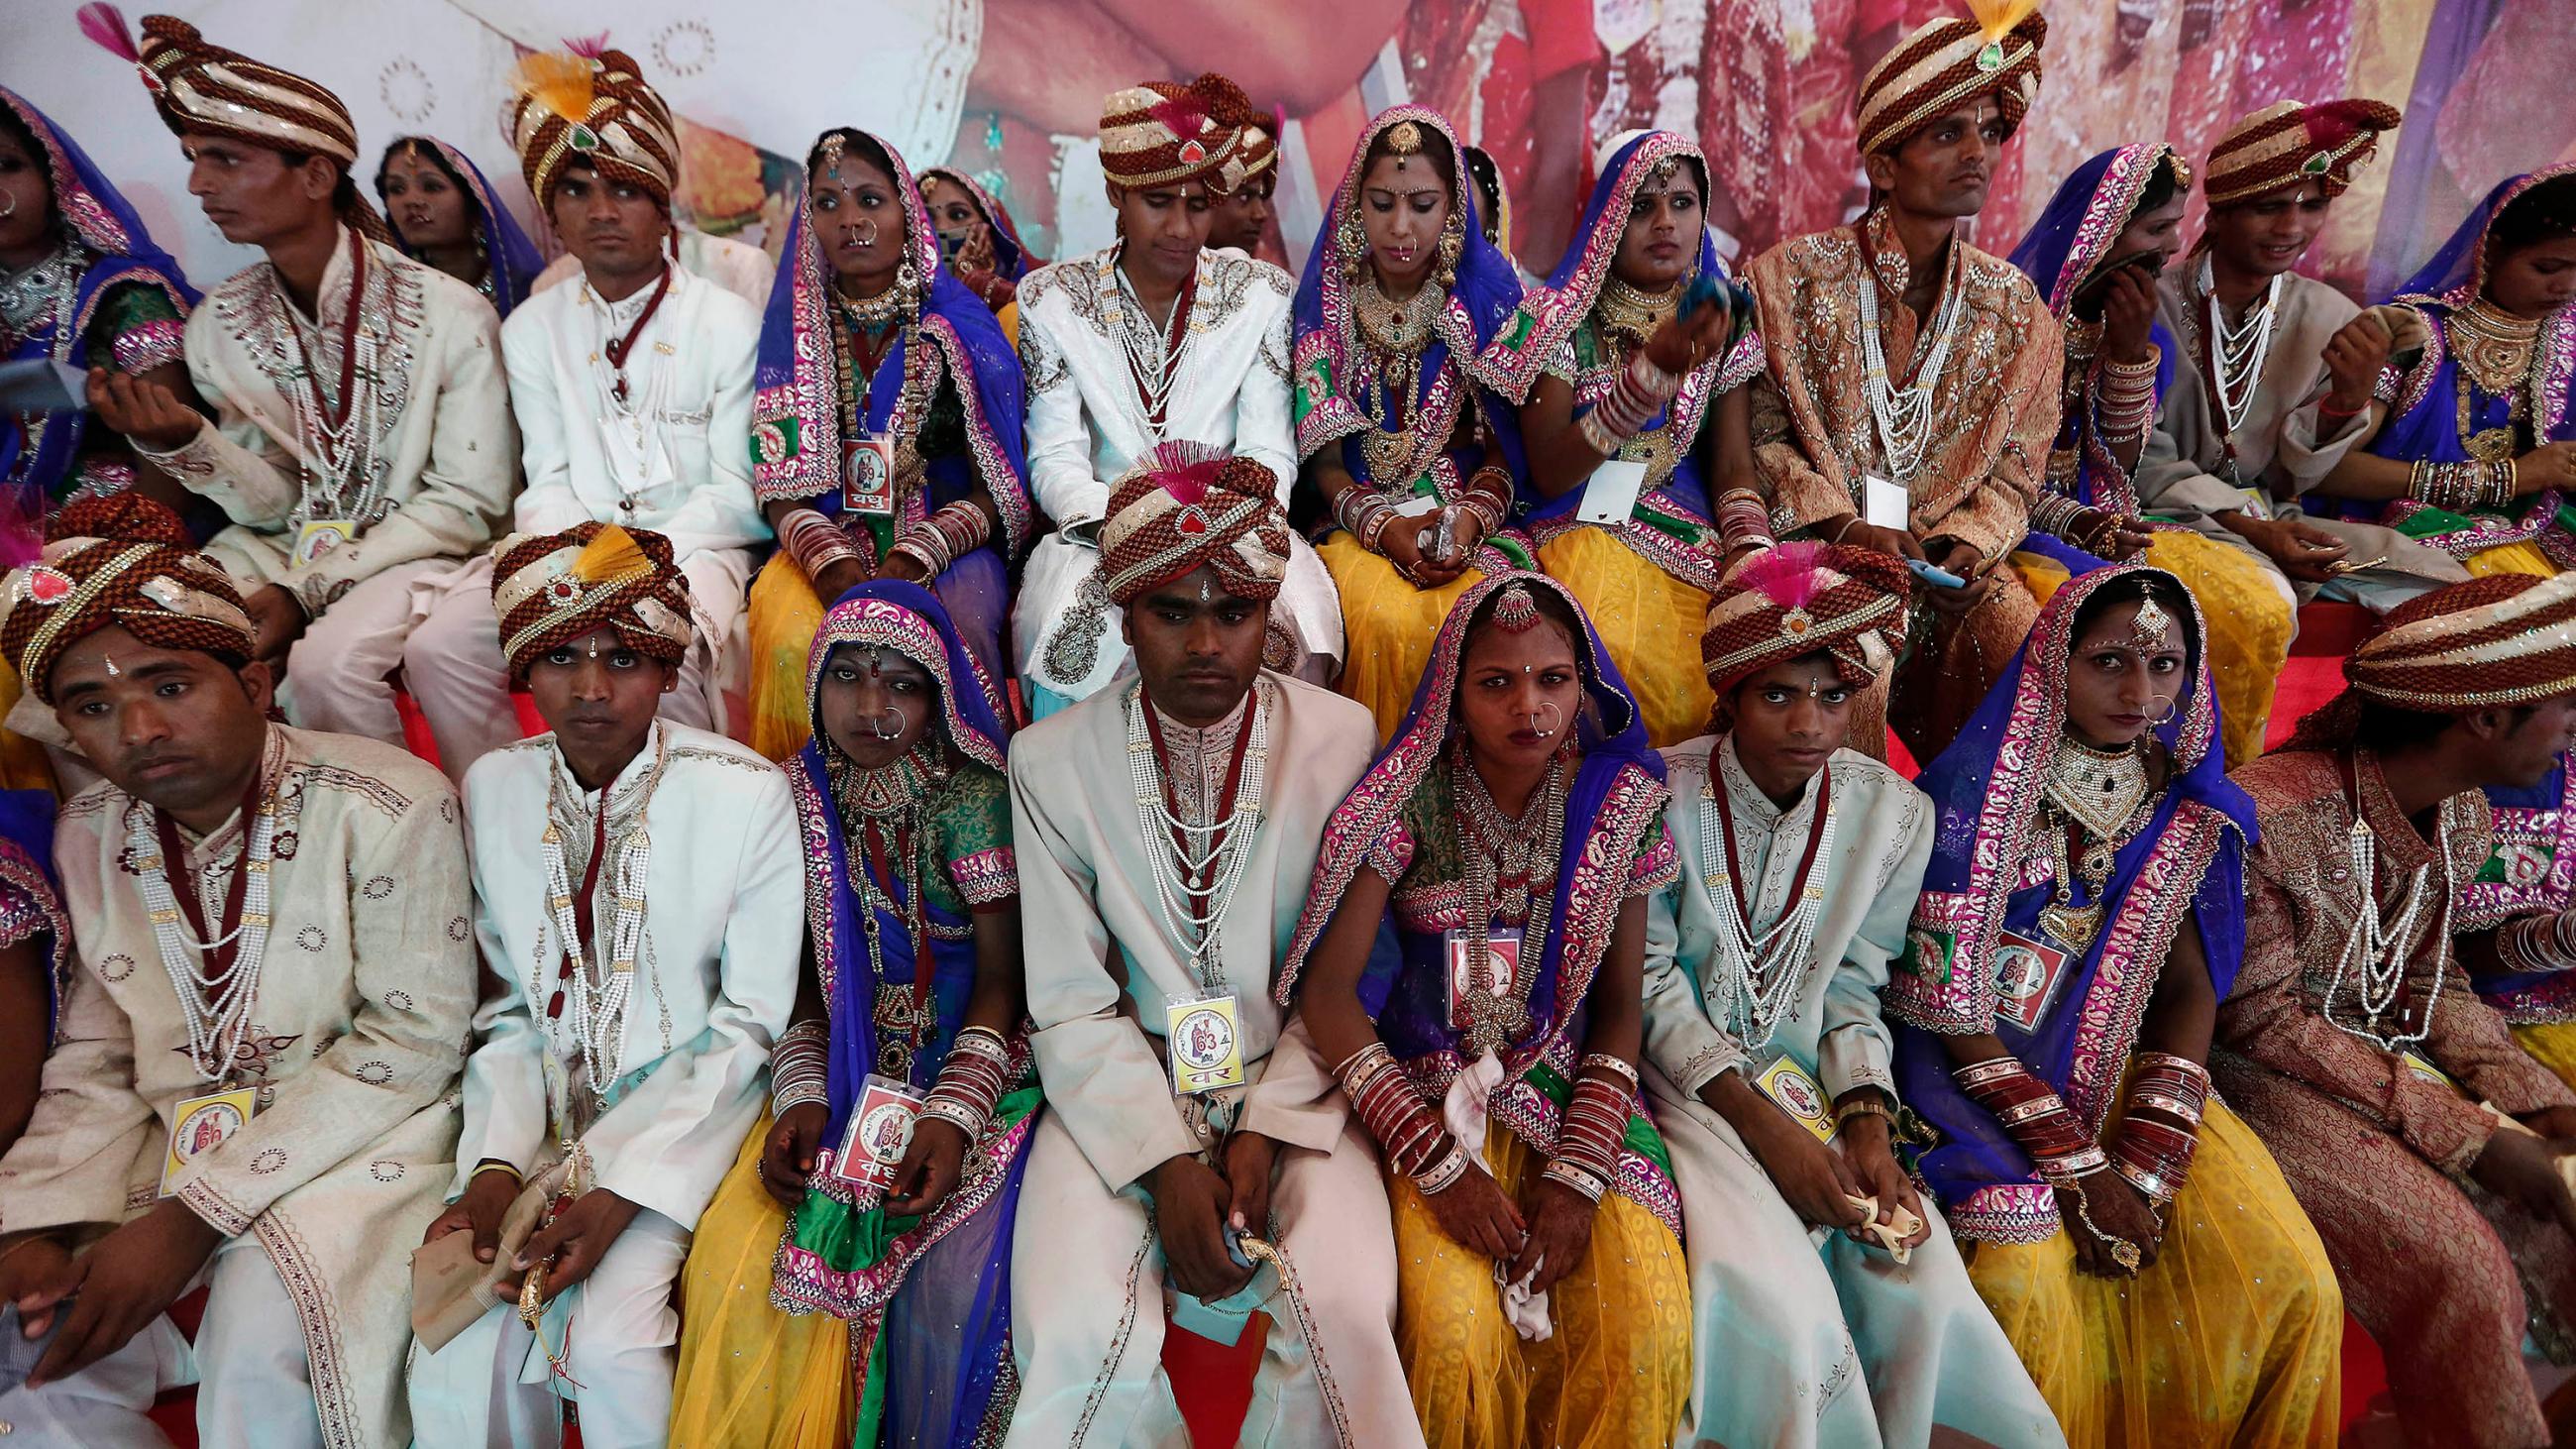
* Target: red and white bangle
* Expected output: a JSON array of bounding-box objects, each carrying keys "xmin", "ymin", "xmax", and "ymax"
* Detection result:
[
  {"xmin": 1953, "ymin": 1056, "xmax": 2105, "ymax": 1183},
  {"xmin": 1548, "ymin": 1067, "xmax": 1631, "ymax": 1203},
  {"xmin": 1576, "ymin": 351, "xmax": 1683, "ymax": 456},
  {"xmin": 782, "ymin": 506, "xmax": 860, "ymax": 579},
  {"xmin": 1336, "ymin": 1042, "xmax": 1465, "ymax": 1192},
  {"xmin": 2498, "ymin": 912, "xmax": 2576, "ymax": 974},
  {"xmin": 921, "ymin": 1025, "xmax": 1013, "ymax": 1138},
  {"xmin": 1715, "ymin": 487, "xmax": 1776, "ymax": 554},
  {"xmin": 771, "ymin": 1020, "xmax": 831, "ymax": 1113}
]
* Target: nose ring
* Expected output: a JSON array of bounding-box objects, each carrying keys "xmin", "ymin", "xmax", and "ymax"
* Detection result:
[
  {"xmin": 867, "ymin": 706, "xmax": 906, "ymax": 741},
  {"xmin": 1526, "ymin": 700, "xmax": 1564, "ymax": 740}
]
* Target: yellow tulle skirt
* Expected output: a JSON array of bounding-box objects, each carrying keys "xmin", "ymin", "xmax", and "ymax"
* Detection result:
[
  {"xmin": 2514, "ymin": 1020, "xmax": 2576, "ymax": 1092},
  {"xmin": 1318, "ymin": 531, "xmax": 1488, "ymax": 745},
  {"xmin": 1532, "ymin": 527, "xmax": 1713, "ymax": 749},
  {"xmin": 2462, "ymin": 540, "xmax": 2559, "ymax": 580},
  {"xmin": 1960, "ymin": 1102, "xmax": 2343, "ymax": 1449},
  {"xmin": 668, "ymin": 1115, "xmax": 854, "ymax": 1449},
  {"xmin": 745, "ymin": 554, "xmax": 829, "ymax": 763},
  {"xmin": 1391, "ymin": 1122, "xmax": 1690, "ymax": 1449},
  {"xmin": 2142, "ymin": 531, "xmax": 2296, "ymax": 765}
]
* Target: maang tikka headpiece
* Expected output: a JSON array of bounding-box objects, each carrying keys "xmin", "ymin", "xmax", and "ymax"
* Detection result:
[
  {"xmin": 1386, "ymin": 120, "xmax": 1424, "ymax": 169},
  {"xmin": 1491, "ymin": 582, "xmax": 1542, "ymax": 633},
  {"xmin": 2128, "ymin": 584, "xmax": 2173, "ymax": 656}
]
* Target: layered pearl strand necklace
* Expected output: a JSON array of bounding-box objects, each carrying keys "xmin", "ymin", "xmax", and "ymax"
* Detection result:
[
  {"xmin": 1857, "ymin": 259, "xmax": 1967, "ymax": 484},
  {"xmin": 2199, "ymin": 254, "xmax": 2281, "ymax": 437},
  {"xmin": 1697, "ymin": 760, "xmax": 1837, "ymax": 1051},
  {"xmin": 2321, "ymin": 759, "xmax": 2453, "ymax": 1053},
  {"xmin": 538, "ymin": 732, "xmax": 671, "ymax": 1107},
  {"xmin": 128, "ymin": 731, "xmax": 285, "ymax": 1084},
  {"xmin": 1127, "ymin": 683, "xmax": 1271, "ymax": 990}
]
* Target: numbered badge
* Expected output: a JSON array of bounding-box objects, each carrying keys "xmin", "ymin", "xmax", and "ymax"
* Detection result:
[
  {"xmin": 828, "ymin": 1073, "xmax": 925, "ymax": 1194},
  {"xmin": 1752, "ymin": 1057, "xmax": 1836, "ymax": 1144},
  {"xmin": 291, "ymin": 518, "xmax": 357, "ymax": 566},
  {"xmin": 161, "ymin": 1086, "xmax": 259, "ymax": 1197},
  {"xmin": 842, "ymin": 433, "xmax": 898, "ymax": 516},
  {"xmin": 1991, "ymin": 930, "xmax": 2073, "ymax": 1032},
  {"xmin": 1165, "ymin": 992, "xmax": 1245, "ymax": 1095},
  {"xmin": 1444, "ymin": 931, "xmax": 1520, "ymax": 1032}
]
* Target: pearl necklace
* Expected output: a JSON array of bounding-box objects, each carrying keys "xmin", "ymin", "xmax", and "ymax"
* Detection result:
[
  {"xmin": 538, "ymin": 733, "xmax": 669, "ymax": 1105},
  {"xmin": 2199, "ymin": 254, "xmax": 2280, "ymax": 437},
  {"xmin": 1112, "ymin": 259, "xmax": 1194, "ymax": 437},
  {"xmin": 2321, "ymin": 768, "xmax": 2453, "ymax": 1053},
  {"xmin": 1697, "ymin": 764, "xmax": 1836, "ymax": 1051},
  {"xmin": 127, "ymin": 732, "xmax": 284, "ymax": 1084},
  {"xmin": 1127, "ymin": 682, "xmax": 1270, "ymax": 990},
  {"xmin": 1857, "ymin": 261, "xmax": 1966, "ymax": 484}
]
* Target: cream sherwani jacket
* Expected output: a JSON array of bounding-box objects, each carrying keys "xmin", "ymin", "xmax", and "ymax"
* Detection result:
[
  {"xmin": 1010, "ymin": 248, "xmax": 1343, "ymax": 702},
  {"xmin": 1010, "ymin": 672, "xmax": 1372, "ymax": 1188},
  {"xmin": 500, "ymin": 265, "xmax": 768, "ymax": 665},
  {"xmin": 0, "ymin": 726, "xmax": 476, "ymax": 1448},
  {"xmin": 454, "ymin": 724, "xmax": 800, "ymax": 1229},
  {"xmin": 2138, "ymin": 269, "xmax": 2463, "ymax": 596},
  {"xmin": 145, "ymin": 227, "xmax": 517, "ymax": 617}
]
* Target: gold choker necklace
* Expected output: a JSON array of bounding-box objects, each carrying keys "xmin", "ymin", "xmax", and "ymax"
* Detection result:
[
  {"xmin": 1597, "ymin": 275, "xmax": 1681, "ymax": 350},
  {"xmin": 2449, "ymin": 296, "xmax": 2540, "ymax": 399}
]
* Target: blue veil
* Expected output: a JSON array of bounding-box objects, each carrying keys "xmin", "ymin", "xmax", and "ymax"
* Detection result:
[
  {"xmin": 1887, "ymin": 565, "xmax": 2257, "ymax": 1239},
  {"xmin": 0, "ymin": 86, "xmax": 196, "ymax": 506},
  {"xmin": 375, "ymin": 137, "xmax": 543, "ymax": 319}
]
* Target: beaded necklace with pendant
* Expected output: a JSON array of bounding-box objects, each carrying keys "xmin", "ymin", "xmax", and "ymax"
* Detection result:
[
  {"xmin": 539, "ymin": 731, "xmax": 670, "ymax": 1108},
  {"xmin": 1452, "ymin": 745, "xmax": 1567, "ymax": 1058},
  {"xmin": 833, "ymin": 745, "xmax": 949, "ymax": 1081}
]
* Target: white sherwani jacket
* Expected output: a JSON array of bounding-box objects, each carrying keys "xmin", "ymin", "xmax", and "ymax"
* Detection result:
[
  {"xmin": 1642, "ymin": 735, "xmax": 1931, "ymax": 1099},
  {"xmin": 500, "ymin": 265, "xmax": 769, "ymax": 650},
  {"xmin": 0, "ymin": 726, "xmax": 476, "ymax": 1448},
  {"xmin": 1009, "ymin": 248, "xmax": 1343, "ymax": 701},
  {"xmin": 146, "ymin": 227, "xmax": 517, "ymax": 616},
  {"xmin": 454, "ymin": 724, "xmax": 801, "ymax": 1228}
]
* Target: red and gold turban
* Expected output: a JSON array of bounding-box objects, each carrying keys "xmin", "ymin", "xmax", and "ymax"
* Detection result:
[
  {"xmin": 1701, "ymin": 542, "xmax": 1910, "ymax": 707},
  {"xmin": 2201, "ymin": 98, "xmax": 2403, "ymax": 209},
  {"xmin": 489, "ymin": 523, "xmax": 695, "ymax": 682},
  {"xmin": 2283, "ymin": 572, "xmax": 2576, "ymax": 750},
  {"xmin": 1854, "ymin": 2, "xmax": 2048, "ymax": 158},
  {"xmin": 0, "ymin": 495, "xmax": 255, "ymax": 704},
  {"xmin": 1100, "ymin": 73, "xmax": 1254, "ymax": 192},
  {"xmin": 1212, "ymin": 91, "xmax": 1279, "ymax": 183},
  {"xmin": 82, "ymin": 11, "xmax": 394, "ymax": 242},
  {"xmin": 1098, "ymin": 443, "xmax": 1290, "ymax": 607},
  {"xmin": 508, "ymin": 47, "xmax": 682, "ymax": 212}
]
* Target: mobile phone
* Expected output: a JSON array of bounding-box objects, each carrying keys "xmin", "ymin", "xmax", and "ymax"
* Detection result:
[
  {"xmin": 1677, "ymin": 275, "xmax": 1753, "ymax": 321},
  {"xmin": 1905, "ymin": 556, "xmax": 1969, "ymax": 590}
]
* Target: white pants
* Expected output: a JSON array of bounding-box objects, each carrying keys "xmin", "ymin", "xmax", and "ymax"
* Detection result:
[
  {"xmin": 0, "ymin": 1233, "xmax": 325, "ymax": 1448},
  {"xmin": 242, "ymin": 557, "xmax": 447, "ymax": 749},
  {"xmin": 399, "ymin": 550, "xmax": 750, "ymax": 781},
  {"xmin": 1002, "ymin": 1109, "xmax": 1421, "ymax": 1449},
  {"xmin": 403, "ymin": 1207, "xmax": 690, "ymax": 1449}
]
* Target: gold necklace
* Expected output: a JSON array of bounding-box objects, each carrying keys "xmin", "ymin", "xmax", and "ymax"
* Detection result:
[
  {"xmin": 2449, "ymin": 297, "xmax": 2539, "ymax": 397},
  {"xmin": 1596, "ymin": 274, "xmax": 1679, "ymax": 351},
  {"xmin": 2450, "ymin": 298, "xmax": 2540, "ymax": 463},
  {"xmin": 1352, "ymin": 271, "xmax": 1439, "ymax": 357}
]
